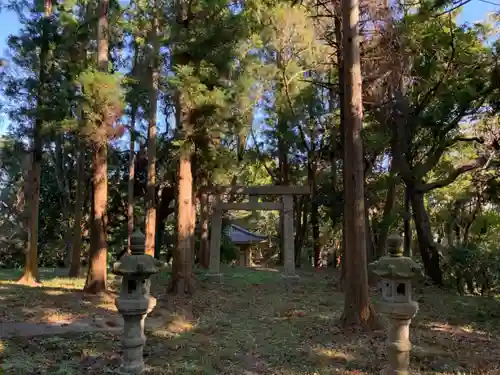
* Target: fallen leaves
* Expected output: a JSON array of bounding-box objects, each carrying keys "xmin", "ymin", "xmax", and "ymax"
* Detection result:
[{"xmin": 1, "ymin": 267, "xmax": 500, "ymax": 374}]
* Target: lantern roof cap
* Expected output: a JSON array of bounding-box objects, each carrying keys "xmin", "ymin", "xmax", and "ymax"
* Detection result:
[
  {"xmin": 113, "ymin": 228, "xmax": 164, "ymax": 276},
  {"xmin": 368, "ymin": 233, "xmax": 423, "ymax": 280},
  {"xmin": 130, "ymin": 228, "xmax": 146, "ymax": 255},
  {"xmin": 112, "ymin": 255, "xmax": 164, "ymax": 277}
]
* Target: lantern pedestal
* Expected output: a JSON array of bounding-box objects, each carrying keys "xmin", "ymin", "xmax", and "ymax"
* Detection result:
[
  {"xmin": 378, "ymin": 301, "xmax": 419, "ymax": 375},
  {"xmin": 116, "ymin": 296, "xmax": 157, "ymax": 374}
]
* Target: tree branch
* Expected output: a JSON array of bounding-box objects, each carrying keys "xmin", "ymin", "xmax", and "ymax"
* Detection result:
[
  {"xmin": 418, "ymin": 135, "xmax": 485, "ymax": 177},
  {"xmin": 250, "ymin": 127, "xmax": 278, "ymax": 181},
  {"xmin": 417, "ymin": 156, "xmax": 488, "ymax": 192}
]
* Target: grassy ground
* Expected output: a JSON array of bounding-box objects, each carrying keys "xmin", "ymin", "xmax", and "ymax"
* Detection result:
[{"xmin": 1, "ymin": 267, "xmax": 500, "ymax": 374}]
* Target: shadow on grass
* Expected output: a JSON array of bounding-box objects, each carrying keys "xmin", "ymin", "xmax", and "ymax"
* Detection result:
[
  {"xmin": 0, "ymin": 277, "xmax": 120, "ymax": 324},
  {"xmin": 1, "ymin": 267, "xmax": 499, "ymax": 374},
  {"xmin": 415, "ymin": 287, "xmax": 500, "ymax": 333},
  {"xmin": 0, "ymin": 267, "xmax": 79, "ymax": 282}
]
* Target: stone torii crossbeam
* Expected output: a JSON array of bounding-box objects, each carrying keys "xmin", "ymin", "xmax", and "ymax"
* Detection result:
[{"xmin": 201, "ymin": 185, "xmax": 310, "ymax": 277}]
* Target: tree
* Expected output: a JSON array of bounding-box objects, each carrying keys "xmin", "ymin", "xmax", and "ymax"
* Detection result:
[
  {"xmin": 340, "ymin": 0, "xmax": 376, "ymax": 326},
  {"xmin": 380, "ymin": 11, "xmax": 498, "ymax": 285},
  {"xmin": 69, "ymin": 141, "xmax": 85, "ymax": 277},
  {"xmin": 126, "ymin": 39, "xmax": 140, "ymax": 255},
  {"xmin": 83, "ymin": 0, "xmax": 117, "ymax": 294},
  {"xmin": 145, "ymin": 0, "xmax": 160, "ymax": 256},
  {"xmin": 18, "ymin": 0, "xmax": 53, "ymax": 285},
  {"xmin": 167, "ymin": 0, "xmax": 262, "ymax": 293}
]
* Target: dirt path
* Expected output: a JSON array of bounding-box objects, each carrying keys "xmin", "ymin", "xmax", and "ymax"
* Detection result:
[
  {"xmin": 0, "ymin": 315, "xmax": 166, "ymax": 339},
  {"xmin": 0, "ymin": 317, "xmax": 122, "ymax": 339}
]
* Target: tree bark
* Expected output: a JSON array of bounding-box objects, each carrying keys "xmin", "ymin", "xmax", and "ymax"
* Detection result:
[
  {"xmin": 365, "ymin": 201, "xmax": 375, "ymax": 262},
  {"xmin": 277, "ymin": 126, "xmax": 289, "ymax": 265},
  {"xmin": 145, "ymin": 5, "xmax": 160, "ymax": 256},
  {"xmin": 308, "ymin": 161, "xmax": 321, "ymax": 268},
  {"xmin": 294, "ymin": 195, "xmax": 309, "ymax": 267},
  {"xmin": 199, "ymin": 190, "xmax": 210, "ymax": 268},
  {"xmin": 84, "ymin": 146, "xmax": 108, "ymax": 293},
  {"xmin": 340, "ymin": 0, "xmax": 376, "ymax": 326},
  {"xmin": 376, "ymin": 169, "xmax": 397, "ymax": 258},
  {"xmin": 154, "ymin": 186, "xmax": 175, "ymax": 259},
  {"xmin": 169, "ymin": 59, "xmax": 196, "ymax": 292},
  {"xmin": 83, "ymin": 0, "xmax": 109, "ymax": 294},
  {"xmin": 19, "ymin": 0, "xmax": 53, "ymax": 285},
  {"xmin": 52, "ymin": 136, "xmax": 72, "ymax": 267},
  {"xmin": 403, "ymin": 185, "xmax": 412, "ymax": 256},
  {"xmin": 170, "ymin": 153, "xmax": 196, "ymax": 294},
  {"xmin": 409, "ymin": 187, "xmax": 443, "ymax": 285},
  {"xmin": 191, "ymin": 190, "xmax": 197, "ymax": 265},
  {"xmin": 127, "ymin": 111, "xmax": 136, "ymax": 253},
  {"xmin": 127, "ymin": 40, "xmax": 139, "ymax": 255},
  {"xmin": 69, "ymin": 143, "xmax": 85, "ymax": 277},
  {"xmin": 334, "ymin": 4, "xmax": 347, "ymax": 288}
]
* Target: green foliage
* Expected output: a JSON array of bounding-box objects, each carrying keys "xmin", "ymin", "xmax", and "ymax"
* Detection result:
[
  {"xmin": 0, "ymin": 0, "xmax": 498, "ymax": 290},
  {"xmin": 77, "ymin": 70, "xmax": 125, "ymax": 145}
]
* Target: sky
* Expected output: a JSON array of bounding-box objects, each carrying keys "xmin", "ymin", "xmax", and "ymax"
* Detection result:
[{"xmin": 0, "ymin": 0, "xmax": 498, "ymax": 136}]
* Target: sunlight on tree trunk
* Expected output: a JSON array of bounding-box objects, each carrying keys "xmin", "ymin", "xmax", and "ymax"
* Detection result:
[
  {"xmin": 84, "ymin": 147, "xmax": 108, "ymax": 293},
  {"xmin": 145, "ymin": 5, "xmax": 160, "ymax": 257},
  {"xmin": 83, "ymin": 0, "xmax": 109, "ymax": 294},
  {"xmin": 170, "ymin": 152, "xmax": 196, "ymax": 294},
  {"xmin": 127, "ymin": 109, "xmax": 136, "ymax": 254},
  {"xmin": 127, "ymin": 39, "xmax": 140, "ymax": 254}
]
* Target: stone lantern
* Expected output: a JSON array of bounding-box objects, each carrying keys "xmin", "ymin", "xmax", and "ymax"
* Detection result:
[
  {"xmin": 112, "ymin": 229, "xmax": 163, "ymax": 374},
  {"xmin": 368, "ymin": 233, "xmax": 423, "ymax": 375}
]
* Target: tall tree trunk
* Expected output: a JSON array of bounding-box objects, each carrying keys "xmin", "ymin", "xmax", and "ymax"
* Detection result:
[
  {"xmin": 170, "ymin": 152, "xmax": 196, "ymax": 294},
  {"xmin": 199, "ymin": 190, "xmax": 210, "ymax": 268},
  {"xmin": 294, "ymin": 196, "xmax": 302, "ymax": 267},
  {"xmin": 376, "ymin": 167, "xmax": 397, "ymax": 258},
  {"xmin": 403, "ymin": 185, "xmax": 412, "ymax": 256},
  {"xmin": 277, "ymin": 127, "xmax": 289, "ymax": 265},
  {"xmin": 294, "ymin": 195, "xmax": 309, "ymax": 267},
  {"xmin": 19, "ymin": 0, "xmax": 53, "ymax": 285},
  {"xmin": 409, "ymin": 188, "xmax": 443, "ymax": 285},
  {"xmin": 145, "ymin": 6, "xmax": 160, "ymax": 256},
  {"xmin": 83, "ymin": 0, "xmax": 109, "ymax": 294},
  {"xmin": 127, "ymin": 109, "xmax": 137, "ymax": 253},
  {"xmin": 84, "ymin": 147, "xmax": 108, "ymax": 293},
  {"xmin": 191, "ymin": 190, "xmax": 197, "ymax": 265},
  {"xmin": 365, "ymin": 201, "xmax": 375, "ymax": 262},
  {"xmin": 127, "ymin": 40, "xmax": 140, "ymax": 254},
  {"xmin": 340, "ymin": 0, "xmax": 376, "ymax": 326},
  {"xmin": 309, "ymin": 162, "xmax": 321, "ymax": 268},
  {"xmin": 69, "ymin": 143, "xmax": 85, "ymax": 277},
  {"xmin": 462, "ymin": 195, "xmax": 481, "ymax": 246},
  {"xmin": 169, "ymin": 82, "xmax": 196, "ymax": 293},
  {"xmin": 155, "ymin": 186, "xmax": 175, "ymax": 258},
  {"xmin": 334, "ymin": 5, "xmax": 347, "ymax": 288},
  {"xmin": 51, "ymin": 136, "xmax": 72, "ymax": 267}
]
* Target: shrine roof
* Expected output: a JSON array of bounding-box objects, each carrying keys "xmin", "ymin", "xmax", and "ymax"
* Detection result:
[{"xmin": 229, "ymin": 224, "xmax": 267, "ymax": 245}]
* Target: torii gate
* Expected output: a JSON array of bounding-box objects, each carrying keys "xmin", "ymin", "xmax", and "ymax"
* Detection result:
[{"xmin": 201, "ymin": 185, "xmax": 310, "ymax": 277}]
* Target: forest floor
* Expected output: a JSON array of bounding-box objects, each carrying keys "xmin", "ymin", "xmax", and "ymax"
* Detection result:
[{"xmin": 1, "ymin": 267, "xmax": 500, "ymax": 375}]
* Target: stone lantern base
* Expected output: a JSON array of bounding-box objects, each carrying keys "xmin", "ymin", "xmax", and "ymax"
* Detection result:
[
  {"xmin": 116, "ymin": 297, "xmax": 156, "ymax": 374},
  {"xmin": 377, "ymin": 301, "xmax": 418, "ymax": 375}
]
